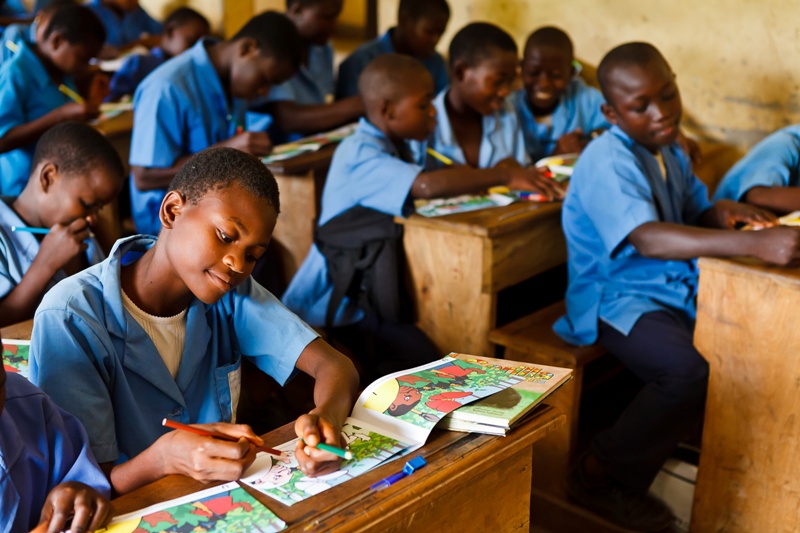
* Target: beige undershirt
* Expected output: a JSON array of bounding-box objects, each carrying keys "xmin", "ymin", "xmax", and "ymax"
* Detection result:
[
  {"xmin": 654, "ymin": 151, "xmax": 667, "ymax": 182},
  {"xmin": 121, "ymin": 289, "xmax": 187, "ymax": 378}
]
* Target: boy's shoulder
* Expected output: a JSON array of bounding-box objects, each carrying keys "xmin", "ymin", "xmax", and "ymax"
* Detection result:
[{"xmin": 4, "ymin": 371, "xmax": 48, "ymax": 404}]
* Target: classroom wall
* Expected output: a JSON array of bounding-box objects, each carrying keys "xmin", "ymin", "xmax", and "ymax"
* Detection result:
[{"xmin": 378, "ymin": 0, "xmax": 800, "ymax": 149}]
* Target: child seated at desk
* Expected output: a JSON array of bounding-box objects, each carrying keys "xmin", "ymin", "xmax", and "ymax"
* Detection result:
[
  {"xmin": 509, "ymin": 26, "xmax": 608, "ymax": 162},
  {"xmin": 107, "ymin": 7, "xmax": 209, "ymax": 102},
  {"xmin": 0, "ymin": 0, "xmax": 72, "ymax": 66},
  {"xmin": 0, "ymin": 3, "xmax": 105, "ymax": 196},
  {"xmin": 252, "ymin": 0, "xmax": 363, "ymax": 143},
  {"xmin": 31, "ymin": 147, "xmax": 360, "ymax": 495},
  {"xmin": 336, "ymin": 0, "xmax": 450, "ymax": 99},
  {"xmin": 87, "ymin": 0, "xmax": 161, "ymax": 59},
  {"xmin": 283, "ymin": 54, "xmax": 557, "ymax": 383},
  {"xmin": 713, "ymin": 124, "xmax": 800, "ymax": 213},
  {"xmin": 129, "ymin": 11, "xmax": 300, "ymax": 236},
  {"xmin": 554, "ymin": 42, "xmax": 800, "ymax": 531},
  {"xmin": 0, "ymin": 122, "xmax": 123, "ymax": 328},
  {"xmin": 0, "ymin": 352, "xmax": 112, "ymax": 532}
]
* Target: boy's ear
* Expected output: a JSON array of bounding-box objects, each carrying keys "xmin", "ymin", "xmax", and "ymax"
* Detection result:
[
  {"xmin": 159, "ymin": 190, "xmax": 187, "ymax": 230},
  {"xmin": 46, "ymin": 30, "xmax": 64, "ymax": 51},
  {"xmin": 236, "ymin": 37, "xmax": 259, "ymax": 58},
  {"xmin": 601, "ymin": 102, "xmax": 618, "ymax": 125},
  {"xmin": 451, "ymin": 59, "xmax": 468, "ymax": 83},
  {"xmin": 38, "ymin": 162, "xmax": 59, "ymax": 193},
  {"xmin": 382, "ymin": 98, "xmax": 396, "ymax": 120}
]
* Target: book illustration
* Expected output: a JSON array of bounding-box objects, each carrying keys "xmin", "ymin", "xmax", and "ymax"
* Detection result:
[
  {"xmin": 100, "ymin": 482, "xmax": 285, "ymax": 533},
  {"xmin": 262, "ymin": 123, "xmax": 357, "ymax": 164},
  {"xmin": 241, "ymin": 421, "xmax": 411, "ymax": 506},
  {"xmin": 535, "ymin": 153, "xmax": 578, "ymax": 183},
  {"xmin": 414, "ymin": 193, "xmax": 514, "ymax": 217},
  {"xmin": 2, "ymin": 339, "xmax": 30, "ymax": 380}
]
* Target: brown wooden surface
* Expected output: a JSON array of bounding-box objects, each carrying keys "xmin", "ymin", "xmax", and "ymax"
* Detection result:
[
  {"xmin": 265, "ymin": 144, "xmax": 338, "ymax": 176},
  {"xmin": 399, "ymin": 202, "xmax": 566, "ymax": 356},
  {"xmin": 1, "ymin": 319, "xmax": 32, "ymax": 340},
  {"xmin": 112, "ymin": 405, "xmax": 565, "ymax": 532},
  {"xmin": 692, "ymin": 257, "xmax": 800, "ymax": 532}
]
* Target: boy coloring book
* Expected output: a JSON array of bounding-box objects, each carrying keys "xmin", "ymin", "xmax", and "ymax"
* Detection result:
[{"xmin": 241, "ymin": 354, "xmax": 529, "ymax": 506}]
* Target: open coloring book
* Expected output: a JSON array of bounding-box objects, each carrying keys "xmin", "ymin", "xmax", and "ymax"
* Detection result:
[
  {"xmin": 241, "ymin": 353, "xmax": 527, "ymax": 506},
  {"xmin": 2, "ymin": 339, "xmax": 30, "ymax": 380}
]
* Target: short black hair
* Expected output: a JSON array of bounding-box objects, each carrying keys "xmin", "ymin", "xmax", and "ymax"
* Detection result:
[
  {"xmin": 41, "ymin": 3, "xmax": 105, "ymax": 47},
  {"xmin": 358, "ymin": 53, "xmax": 432, "ymax": 106},
  {"xmin": 163, "ymin": 6, "xmax": 210, "ymax": 30},
  {"xmin": 231, "ymin": 11, "xmax": 302, "ymax": 69},
  {"xmin": 169, "ymin": 147, "xmax": 280, "ymax": 213},
  {"xmin": 31, "ymin": 122, "xmax": 125, "ymax": 181},
  {"xmin": 398, "ymin": 0, "xmax": 450, "ymax": 20},
  {"xmin": 286, "ymin": 0, "xmax": 324, "ymax": 7},
  {"xmin": 597, "ymin": 42, "xmax": 669, "ymax": 102},
  {"xmin": 448, "ymin": 22, "xmax": 517, "ymax": 68},
  {"xmin": 525, "ymin": 26, "xmax": 573, "ymax": 58}
]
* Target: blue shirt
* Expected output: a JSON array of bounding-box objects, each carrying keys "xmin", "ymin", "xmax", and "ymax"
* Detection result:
[
  {"xmin": 509, "ymin": 76, "xmax": 609, "ymax": 162},
  {"xmin": 0, "ymin": 0, "xmax": 26, "ymax": 17},
  {"xmin": 0, "ymin": 200, "xmax": 104, "ymax": 299},
  {"xmin": 0, "ymin": 374, "xmax": 110, "ymax": 533},
  {"xmin": 0, "ymin": 22, "xmax": 34, "ymax": 66},
  {"xmin": 335, "ymin": 28, "xmax": 449, "ymax": 100},
  {"xmin": 553, "ymin": 126, "xmax": 712, "ymax": 345},
  {"xmin": 282, "ymin": 117, "xmax": 423, "ymax": 327},
  {"xmin": 86, "ymin": 0, "xmax": 161, "ymax": 49},
  {"xmin": 0, "ymin": 41, "xmax": 77, "ymax": 195},
  {"xmin": 713, "ymin": 124, "xmax": 800, "ymax": 202},
  {"xmin": 107, "ymin": 46, "xmax": 166, "ymax": 101},
  {"xmin": 129, "ymin": 38, "xmax": 247, "ymax": 236},
  {"xmin": 425, "ymin": 88, "xmax": 529, "ymax": 168},
  {"xmin": 30, "ymin": 235, "xmax": 319, "ymax": 465}
]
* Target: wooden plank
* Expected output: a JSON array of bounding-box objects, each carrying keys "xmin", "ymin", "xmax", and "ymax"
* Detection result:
[
  {"xmin": 1, "ymin": 319, "xmax": 33, "ymax": 340},
  {"xmin": 272, "ymin": 171, "xmax": 317, "ymax": 283}
]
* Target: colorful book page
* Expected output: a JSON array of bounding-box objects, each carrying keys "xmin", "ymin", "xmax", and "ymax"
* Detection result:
[
  {"xmin": 241, "ymin": 421, "xmax": 411, "ymax": 506},
  {"xmin": 262, "ymin": 123, "xmax": 357, "ymax": 164},
  {"xmin": 2, "ymin": 339, "xmax": 30, "ymax": 380},
  {"xmin": 415, "ymin": 193, "xmax": 514, "ymax": 217},
  {"xmin": 535, "ymin": 153, "xmax": 579, "ymax": 183},
  {"xmin": 100, "ymin": 482, "xmax": 285, "ymax": 533}
]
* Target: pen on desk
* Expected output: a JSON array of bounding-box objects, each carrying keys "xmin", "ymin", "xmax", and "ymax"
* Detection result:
[
  {"xmin": 369, "ymin": 456, "xmax": 426, "ymax": 491},
  {"xmin": 11, "ymin": 225, "xmax": 49, "ymax": 234},
  {"xmin": 161, "ymin": 418, "xmax": 285, "ymax": 457},
  {"xmin": 426, "ymin": 147, "xmax": 454, "ymax": 166},
  {"xmin": 302, "ymin": 438, "xmax": 353, "ymax": 460},
  {"xmin": 58, "ymin": 84, "xmax": 85, "ymax": 104}
]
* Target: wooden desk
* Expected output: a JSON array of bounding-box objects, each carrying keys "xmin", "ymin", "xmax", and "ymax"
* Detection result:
[
  {"xmin": 112, "ymin": 405, "xmax": 564, "ymax": 532},
  {"xmin": 692, "ymin": 257, "xmax": 800, "ymax": 532},
  {"xmin": 1, "ymin": 319, "xmax": 32, "ymax": 340},
  {"xmin": 398, "ymin": 202, "xmax": 566, "ymax": 357}
]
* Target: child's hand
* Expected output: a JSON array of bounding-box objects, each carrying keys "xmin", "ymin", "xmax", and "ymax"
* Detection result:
[
  {"xmin": 554, "ymin": 129, "xmax": 589, "ymax": 155},
  {"xmin": 35, "ymin": 481, "xmax": 111, "ymax": 533},
  {"xmin": 711, "ymin": 199, "xmax": 777, "ymax": 229},
  {"xmin": 87, "ymin": 72, "xmax": 111, "ymax": 106},
  {"xmin": 751, "ymin": 226, "xmax": 800, "ymax": 266},
  {"xmin": 508, "ymin": 167, "xmax": 566, "ymax": 201},
  {"xmin": 58, "ymin": 102, "xmax": 101, "ymax": 122},
  {"xmin": 158, "ymin": 422, "xmax": 260, "ymax": 483},
  {"xmin": 36, "ymin": 218, "xmax": 90, "ymax": 275},
  {"xmin": 221, "ymin": 131, "xmax": 273, "ymax": 158},
  {"xmin": 294, "ymin": 413, "xmax": 345, "ymax": 477}
]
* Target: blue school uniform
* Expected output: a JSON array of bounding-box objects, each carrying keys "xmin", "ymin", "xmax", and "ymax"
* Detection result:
[
  {"xmin": 553, "ymin": 125, "xmax": 712, "ymax": 346},
  {"xmin": 0, "ymin": 201, "xmax": 104, "ymax": 299},
  {"xmin": 30, "ymin": 235, "xmax": 318, "ymax": 465},
  {"xmin": 129, "ymin": 38, "xmax": 247, "ymax": 236},
  {"xmin": 0, "ymin": 41, "xmax": 76, "ymax": 195},
  {"xmin": 107, "ymin": 46, "xmax": 166, "ymax": 101},
  {"xmin": 282, "ymin": 117, "xmax": 424, "ymax": 327},
  {"xmin": 0, "ymin": 0, "xmax": 26, "ymax": 18},
  {"xmin": 713, "ymin": 124, "xmax": 800, "ymax": 202},
  {"xmin": 0, "ymin": 373, "xmax": 110, "ymax": 533},
  {"xmin": 335, "ymin": 28, "xmax": 449, "ymax": 99},
  {"xmin": 426, "ymin": 88, "xmax": 529, "ymax": 168},
  {"xmin": 86, "ymin": 0, "xmax": 161, "ymax": 49},
  {"xmin": 0, "ymin": 22, "xmax": 33, "ymax": 65},
  {"xmin": 509, "ymin": 76, "xmax": 608, "ymax": 162}
]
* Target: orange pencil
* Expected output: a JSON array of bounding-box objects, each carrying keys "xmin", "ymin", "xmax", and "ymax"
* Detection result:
[{"xmin": 162, "ymin": 418, "xmax": 284, "ymax": 457}]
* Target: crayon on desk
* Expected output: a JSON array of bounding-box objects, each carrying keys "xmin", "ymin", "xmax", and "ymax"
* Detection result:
[{"xmin": 161, "ymin": 419, "xmax": 284, "ymax": 457}]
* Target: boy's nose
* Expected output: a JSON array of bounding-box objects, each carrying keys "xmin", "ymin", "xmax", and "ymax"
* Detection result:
[{"xmin": 223, "ymin": 253, "xmax": 244, "ymax": 274}]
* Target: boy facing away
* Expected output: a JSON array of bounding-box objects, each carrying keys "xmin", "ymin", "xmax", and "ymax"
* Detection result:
[
  {"xmin": 554, "ymin": 42, "xmax": 800, "ymax": 532},
  {"xmin": 509, "ymin": 26, "xmax": 608, "ymax": 162},
  {"xmin": 335, "ymin": 0, "xmax": 450, "ymax": 99},
  {"xmin": 129, "ymin": 11, "xmax": 300, "ymax": 236},
  {"xmin": 0, "ymin": 3, "xmax": 105, "ymax": 196},
  {"xmin": 283, "ymin": 54, "xmax": 557, "ymax": 382},
  {"xmin": 31, "ymin": 147, "xmax": 360, "ymax": 496},
  {"xmin": 0, "ymin": 121, "xmax": 123, "ymax": 328}
]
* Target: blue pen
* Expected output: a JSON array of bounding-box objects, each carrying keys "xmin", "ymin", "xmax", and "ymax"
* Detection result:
[
  {"xmin": 11, "ymin": 226, "xmax": 49, "ymax": 234},
  {"xmin": 370, "ymin": 456, "xmax": 426, "ymax": 491}
]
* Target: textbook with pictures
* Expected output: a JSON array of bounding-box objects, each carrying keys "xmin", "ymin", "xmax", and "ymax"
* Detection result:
[
  {"xmin": 2, "ymin": 339, "xmax": 30, "ymax": 380},
  {"xmin": 262, "ymin": 123, "xmax": 357, "ymax": 164},
  {"xmin": 241, "ymin": 353, "xmax": 528, "ymax": 506}
]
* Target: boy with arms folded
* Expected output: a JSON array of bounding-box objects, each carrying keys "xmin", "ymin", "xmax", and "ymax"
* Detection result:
[{"xmin": 554, "ymin": 42, "xmax": 800, "ymax": 531}]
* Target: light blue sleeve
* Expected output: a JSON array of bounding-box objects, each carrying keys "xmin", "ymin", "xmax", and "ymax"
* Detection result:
[
  {"xmin": 341, "ymin": 144, "xmax": 420, "ymax": 216},
  {"xmin": 129, "ymin": 81, "xmax": 185, "ymax": 168},
  {"xmin": 265, "ymin": 78, "xmax": 295, "ymax": 103},
  {"xmin": 0, "ymin": 69, "xmax": 26, "ymax": 138},
  {"xmin": 108, "ymin": 54, "xmax": 141, "ymax": 101},
  {"xmin": 674, "ymin": 146, "xmax": 713, "ymax": 224}
]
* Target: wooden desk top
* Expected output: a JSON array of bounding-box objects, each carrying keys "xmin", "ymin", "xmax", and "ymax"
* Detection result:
[
  {"xmin": 112, "ymin": 405, "xmax": 564, "ymax": 531},
  {"xmin": 699, "ymin": 256, "xmax": 800, "ymax": 284},
  {"xmin": 93, "ymin": 110, "xmax": 134, "ymax": 138},
  {"xmin": 1, "ymin": 319, "xmax": 33, "ymax": 340},
  {"xmin": 398, "ymin": 201, "xmax": 563, "ymax": 238},
  {"xmin": 265, "ymin": 144, "xmax": 338, "ymax": 176}
]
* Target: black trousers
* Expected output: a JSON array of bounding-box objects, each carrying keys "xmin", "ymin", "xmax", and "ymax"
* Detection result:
[{"xmin": 594, "ymin": 311, "xmax": 709, "ymax": 493}]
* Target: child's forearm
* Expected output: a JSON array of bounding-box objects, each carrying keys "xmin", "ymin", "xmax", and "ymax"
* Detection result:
[
  {"xmin": 130, "ymin": 160, "xmax": 189, "ymax": 191},
  {"xmin": 412, "ymin": 167, "xmax": 511, "ymax": 199},
  {"xmin": 0, "ymin": 262, "xmax": 59, "ymax": 327},
  {"xmin": 265, "ymin": 98, "xmax": 364, "ymax": 136},
  {"xmin": 297, "ymin": 339, "xmax": 359, "ymax": 427},
  {"xmin": 628, "ymin": 221, "xmax": 760, "ymax": 260},
  {"xmin": 0, "ymin": 110, "xmax": 67, "ymax": 153},
  {"xmin": 744, "ymin": 186, "xmax": 800, "ymax": 215},
  {"xmin": 106, "ymin": 444, "xmax": 168, "ymax": 495}
]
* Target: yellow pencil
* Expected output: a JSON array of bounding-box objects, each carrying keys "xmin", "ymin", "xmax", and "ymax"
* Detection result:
[
  {"xmin": 58, "ymin": 84, "xmax": 84, "ymax": 104},
  {"xmin": 426, "ymin": 147, "xmax": 454, "ymax": 166}
]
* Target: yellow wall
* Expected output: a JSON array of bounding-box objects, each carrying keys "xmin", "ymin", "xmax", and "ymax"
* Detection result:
[{"xmin": 378, "ymin": 0, "xmax": 800, "ymax": 149}]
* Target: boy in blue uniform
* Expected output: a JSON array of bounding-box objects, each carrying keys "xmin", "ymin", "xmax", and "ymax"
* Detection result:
[
  {"xmin": 0, "ymin": 122, "xmax": 123, "ymax": 328},
  {"xmin": 107, "ymin": 7, "xmax": 209, "ymax": 101},
  {"xmin": 129, "ymin": 11, "xmax": 300, "ymax": 236},
  {"xmin": 0, "ymin": 0, "xmax": 71, "ymax": 66},
  {"xmin": 0, "ymin": 4, "xmax": 105, "ymax": 195},
  {"xmin": 336, "ymin": 0, "xmax": 450, "ymax": 99},
  {"xmin": 554, "ymin": 42, "xmax": 800, "ymax": 531},
  {"xmin": 1, "ymin": 359, "xmax": 112, "ymax": 532},
  {"xmin": 254, "ymin": 0, "xmax": 363, "ymax": 143},
  {"xmin": 87, "ymin": 0, "xmax": 161, "ymax": 58},
  {"xmin": 713, "ymin": 124, "xmax": 800, "ymax": 213},
  {"xmin": 509, "ymin": 26, "xmax": 608, "ymax": 162},
  {"xmin": 283, "ymin": 54, "xmax": 558, "ymax": 382},
  {"xmin": 31, "ymin": 147, "xmax": 360, "ymax": 495}
]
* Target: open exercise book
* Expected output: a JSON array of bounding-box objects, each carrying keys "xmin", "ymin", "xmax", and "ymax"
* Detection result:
[
  {"xmin": 240, "ymin": 353, "xmax": 528, "ymax": 506},
  {"xmin": 262, "ymin": 123, "xmax": 357, "ymax": 164},
  {"xmin": 2, "ymin": 339, "xmax": 30, "ymax": 380}
]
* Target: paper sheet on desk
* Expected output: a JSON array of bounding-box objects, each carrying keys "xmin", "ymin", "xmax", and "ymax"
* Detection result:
[
  {"xmin": 415, "ymin": 193, "xmax": 514, "ymax": 217},
  {"xmin": 262, "ymin": 123, "xmax": 357, "ymax": 164}
]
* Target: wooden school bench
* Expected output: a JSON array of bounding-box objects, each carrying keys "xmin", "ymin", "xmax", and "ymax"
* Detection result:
[{"xmin": 111, "ymin": 405, "xmax": 565, "ymax": 532}]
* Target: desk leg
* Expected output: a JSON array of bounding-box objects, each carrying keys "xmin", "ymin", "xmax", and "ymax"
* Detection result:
[{"xmin": 403, "ymin": 225, "xmax": 494, "ymax": 357}]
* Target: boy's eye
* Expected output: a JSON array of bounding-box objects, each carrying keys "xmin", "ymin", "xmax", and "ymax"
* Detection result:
[
  {"xmin": 662, "ymin": 90, "xmax": 677, "ymax": 101},
  {"xmin": 217, "ymin": 230, "xmax": 233, "ymax": 243},
  {"xmin": 245, "ymin": 253, "xmax": 257, "ymax": 263}
]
